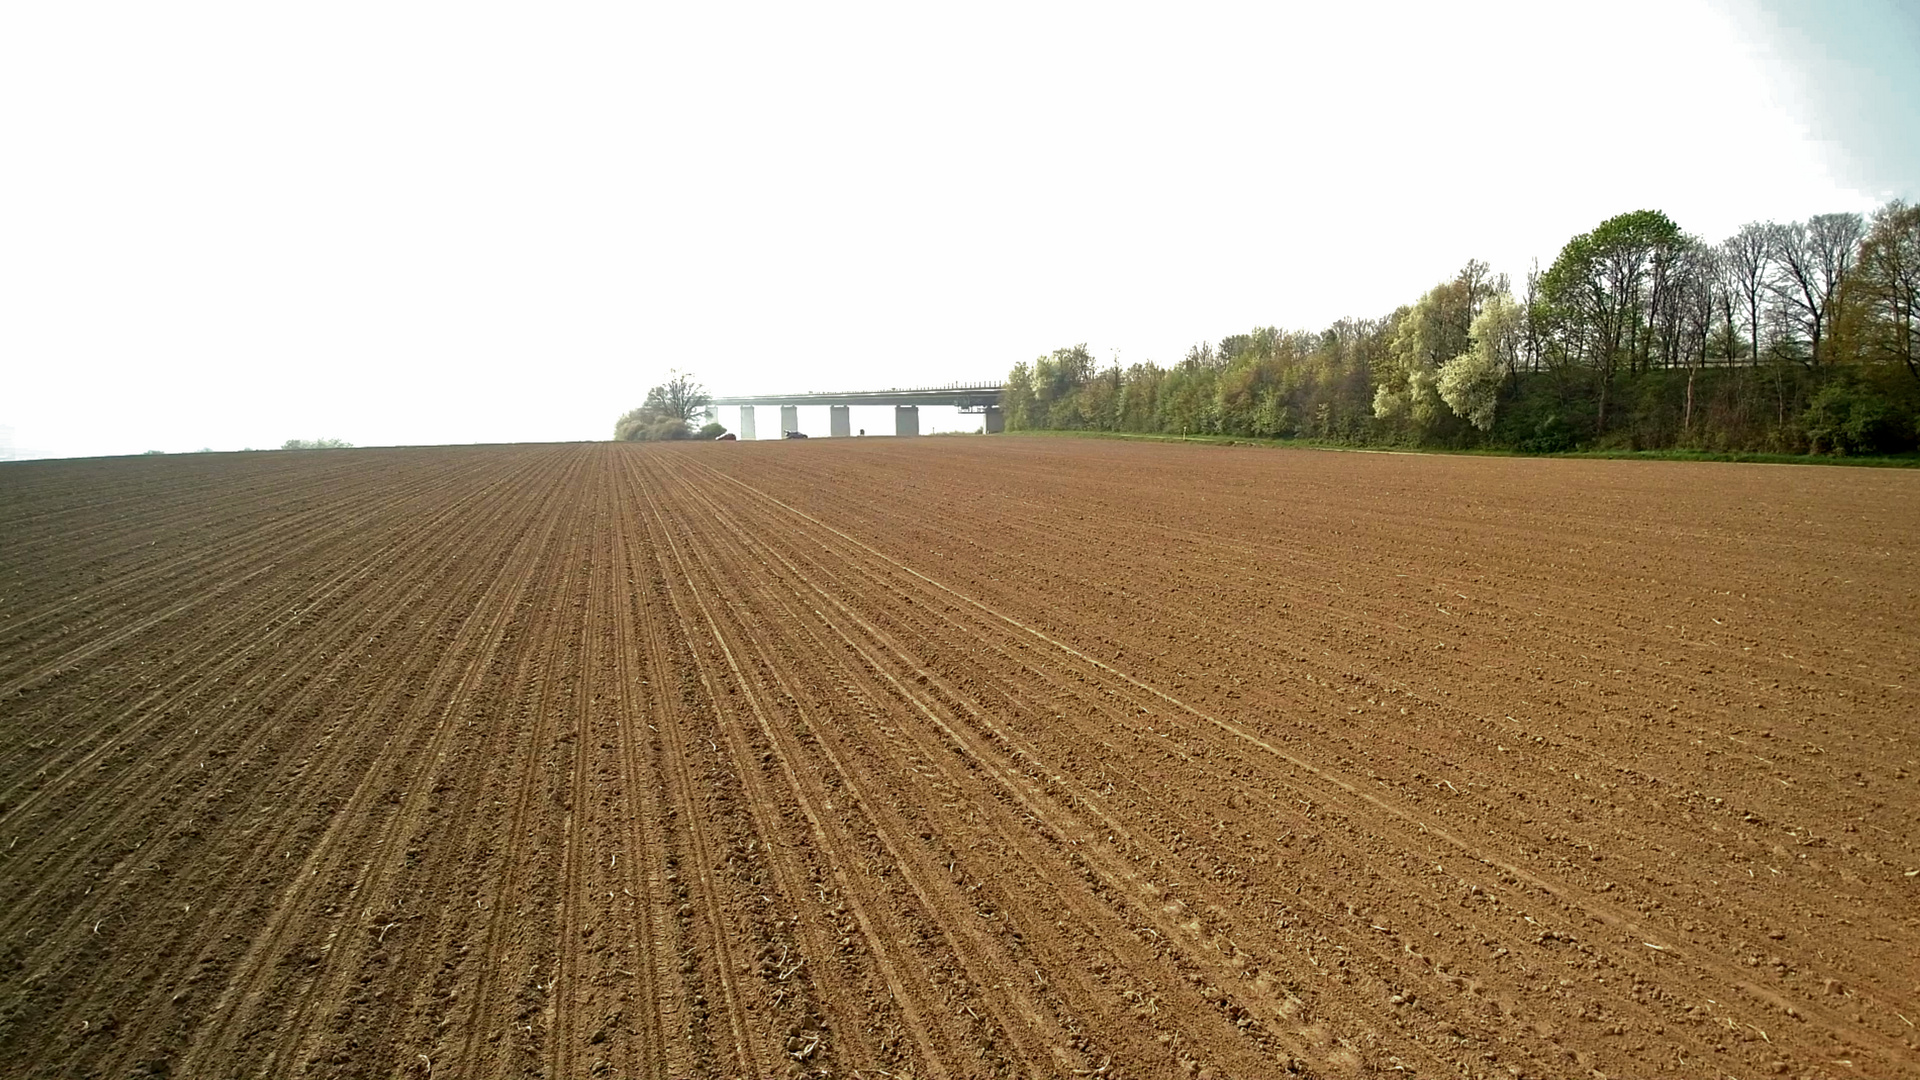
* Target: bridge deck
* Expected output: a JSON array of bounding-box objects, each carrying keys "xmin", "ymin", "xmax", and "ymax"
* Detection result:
[{"xmin": 709, "ymin": 384, "xmax": 1004, "ymax": 409}]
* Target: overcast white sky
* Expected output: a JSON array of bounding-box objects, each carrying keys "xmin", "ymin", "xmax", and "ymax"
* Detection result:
[{"xmin": 2, "ymin": 0, "xmax": 1913, "ymax": 456}]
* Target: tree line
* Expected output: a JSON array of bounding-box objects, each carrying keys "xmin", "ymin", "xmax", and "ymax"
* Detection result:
[
  {"xmin": 615, "ymin": 370, "xmax": 724, "ymax": 441},
  {"xmin": 1005, "ymin": 202, "xmax": 1920, "ymax": 455}
]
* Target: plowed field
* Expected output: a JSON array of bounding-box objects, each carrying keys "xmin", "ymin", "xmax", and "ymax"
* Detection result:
[{"xmin": 2, "ymin": 439, "xmax": 1916, "ymax": 1080}]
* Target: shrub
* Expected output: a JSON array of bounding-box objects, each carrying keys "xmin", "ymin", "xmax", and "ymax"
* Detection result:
[
  {"xmin": 616, "ymin": 408, "xmax": 696, "ymax": 441},
  {"xmin": 1802, "ymin": 380, "xmax": 1900, "ymax": 455},
  {"xmin": 1521, "ymin": 414, "xmax": 1577, "ymax": 453}
]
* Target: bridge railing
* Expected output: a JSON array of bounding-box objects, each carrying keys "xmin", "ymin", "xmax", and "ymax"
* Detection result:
[{"xmin": 716, "ymin": 381, "xmax": 1004, "ymax": 397}]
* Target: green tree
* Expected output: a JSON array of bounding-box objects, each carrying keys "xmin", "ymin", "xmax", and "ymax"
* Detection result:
[
  {"xmin": 1117, "ymin": 362, "xmax": 1163, "ymax": 430},
  {"xmin": 1375, "ymin": 263, "xmax": 1502, "ymax": 436},
  {"xmin": 1539, "ymin": 210, "xmax": 1684, "ymax": 432},
  {"xmin": 1831, "ymin": 200, "xmax": 1920, "ymax": 381},
  {"xmin": 1032, "ymin": 345, "xmax": 1094, "ymax": 428},
  {"xmin": 1004, "ymin": 362, "xmax": 1037, "ymax": 429},
  {"xmin": 616, "ymin": 370, "xmax": 711, "ymax": 440},
  {"xmin": 1076, "ymin": 363, "xmax": 1123, "ymax": 430},
  {"xmin": 1159, "ymin": 355, "xmax": 1218, "ymax": 435},
  {"xmin": 1437, "ymin": 293, "xmax": 1523, "ymax": 431}
]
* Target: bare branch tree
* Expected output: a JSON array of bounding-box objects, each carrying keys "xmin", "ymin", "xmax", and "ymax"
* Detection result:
[
  {"xmin": 1719, "ymin": 222, "xmax": 1770, "ymax": 366},
  {"xmin": 645, "ymin": 369, "xmax": 711, "ymax": 422},
  {"xmin": 1767, "ymin": 212, "xmax": 1866, "ymax": 365},
  {"xmin": 615, "ymin": 370, "xmax": 712, "ymax": 441},
  {"xmin": 1675, "ymin": 239, "xmax": 1720, "ymax": 433}
]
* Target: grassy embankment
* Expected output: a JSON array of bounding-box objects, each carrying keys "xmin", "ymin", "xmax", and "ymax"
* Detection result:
[{"xmin": 1001, "ymin": 428, "xmax": 1920, "ymax": 468}]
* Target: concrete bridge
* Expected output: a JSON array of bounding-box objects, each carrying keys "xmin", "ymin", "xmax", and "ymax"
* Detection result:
[{"xmin": 707, "ymin": 383, "xmax": 1005, "ymax": 438}]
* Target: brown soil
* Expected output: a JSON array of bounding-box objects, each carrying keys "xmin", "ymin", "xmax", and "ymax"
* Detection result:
[{"xmin": 1, "ymin": 439, "xmax": 1915, "ymax": 1080}]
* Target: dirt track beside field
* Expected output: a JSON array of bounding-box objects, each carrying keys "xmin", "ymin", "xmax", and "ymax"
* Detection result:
[{"xmin": 1, "ymin": 439, "xmax": 1916, "ymax": 1079}]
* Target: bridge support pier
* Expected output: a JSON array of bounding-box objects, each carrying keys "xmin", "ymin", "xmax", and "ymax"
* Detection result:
[
  {"xmin": 895, "ymin": 405, "xmax": 920, "ymax": 436},
  {"xmin": 830, "ymin": 405, "xmax": 851, "ymax": 437},
  {"xmin": 739, "ymin": 405, "xmax": 756, "ymax": 440},
  {"xmin": 981, "ymin": 406, "xmax": 1005, "ymax": 434},
  {"xmin": 780, "ymin": 404, "xmax": 799, "ymax": 436}
]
